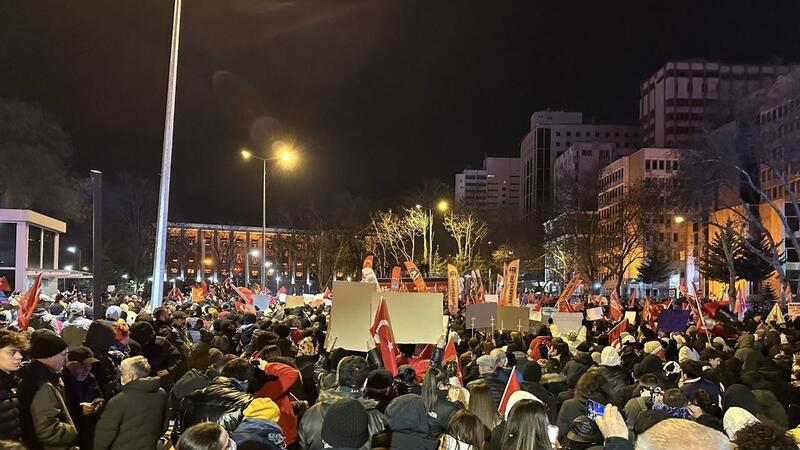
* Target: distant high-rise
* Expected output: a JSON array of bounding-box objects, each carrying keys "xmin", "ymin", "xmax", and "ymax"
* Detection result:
[
  {"xmin": 640, "ymin": 60, "xmax": 793, "ymax": 148},
  {"xmin": 455, "ymin": 156, "xmax": 520, "ymax": 223},
  {"xmin": 519, "ymin": 111, "xmax": 639, "ymax": 223}
]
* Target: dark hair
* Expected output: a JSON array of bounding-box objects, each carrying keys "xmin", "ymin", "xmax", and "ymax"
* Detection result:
[
  {"xmin": 337, "ymin": 356, "xmax": 369, "ymax": 389},
  {"xmin": 468, "ymin": 380, "xmax": 500, "ymax": 431},
  {"xmin": 221, "ymin": 357, "xmax": 253, "ymax": 382},
  {"xmin": 740, "ymin": 371, "xmax": 765, "ymax": 390},
  {"xmin": 446, "ymin": 409, "xmax": 490, "ymax": 449},
  {"xmin": 442, "ymin": 360, "xmax": 459, "ymax": 379},
  {"xmin": 679, "ymin": 360, "xmax": 703, "ymax": 379},
  {"xmin": 0, "ymin": 330, "xmax": 29, "ymax": 351},
  {"xmin": 421, "ymin": 366, "xmax": 449, "ymax": 412},
  {"xmin": 699, "ymin": 348, "xmax": 722, "ymax": 362},
  {"xmin": 258, "ymin": 345, "xmax": 281, "ymax": 360},
  {"xmin": 663, "ymin": 388, "xmax": 688, "ymax": 407},
  {"xmin": 574, "ymin": 370, "xmax": 609, "ymax": 403},
  {"xmin": 176, "ymin": 422, "xmax": 227, "ymax": 450},
  {"xmin": 733, "ymin": 421, "xmax": 797, "ymax": 450},
  {"xmin": 500, "ymin": 399, "xmax": 553, "ymax": 450}
]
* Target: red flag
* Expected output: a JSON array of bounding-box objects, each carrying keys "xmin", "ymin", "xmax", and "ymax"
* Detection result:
[
  {"xmin": 607, "ymin": 318, "xmax": 629, "ymax": 347},
  {"xmin": 390, "ymin": 266, "xmax": 402, "ymax": 292},
  {"xmin": 443, "ymin": 335, "xmax": 462, "ymax": 384},
  {"xmin": 323, "ymin": 287, "xmax": 332, "ymax": 299},
  {"xmin": 18, "ymin": 274, "xmax": 42, "ymax": 330},
  {"xmin": 0, "ymin": 277, "xmax": 11, "ymax": 292},
  {"xmin": 226, "ymin": 279, "xmax": 254, "ymax": 304},
  {"xmin": 370, "ymin": 297, "xmax": 399, "ymax": 375},
  {"xmin": 200, "ymin": 280, "xmax": 209, "ymax": 298},
  {"xmin": 609, "ymin": 291, "xmax": 624, "ymax": 322},
  {"xmin": 363, "ymin": 255, "xmax": 374, "ymax": 269},
  {"xmin": 526, "ymin": 336, "xmax": 552, "ymax": 361},
  {"xmin": 627, "ymin": 288, "xmax": 637, "ymax": 309},
  {"xmin": 498, "ymin": 367, "xmax": 521, "ymax": 416},
  {"xmin": 277, "ymin": 286, "xmax": 288, "ymax": 295}
]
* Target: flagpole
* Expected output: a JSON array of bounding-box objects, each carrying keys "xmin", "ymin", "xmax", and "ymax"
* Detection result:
[{"xmin": 150, "ymin": 0, "xmax": 182, "ymax": 309}]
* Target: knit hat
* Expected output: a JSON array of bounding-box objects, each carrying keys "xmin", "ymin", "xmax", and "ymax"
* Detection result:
[
  {"xmin": 367, "ymin": 369, "xmax": 394, "ymax": 390},
  {"xmin": 275, "ymin": 323, "xmax": 291, "ymax": 338},
  {"xmin": 30, "ymin": 332, "xmax": 68, "ymax": 359},
  {"xmin": 521, "ymin": 361, "xmax": 542, "ymax": 382},
  {"xmin": 600, "ymin": 346, "xmax": 621, "ymax": 367},
  {"xmin": 643, "ymin": 340, "xmax": 663, "ymax": 355},
  {"xmin": 105, "ymin": 305, "xmax": 122, "ymax": 321},
  {"xmin": 49, "ymin": 302, "xmax": 65, "ymax": 316},
  {"xmin": 321, "ymin": 398, "xmax": 369, "ymax": 448},
  {"xmin": 242, "ymin": 398, "xmax": 281, "ymax": 422}
]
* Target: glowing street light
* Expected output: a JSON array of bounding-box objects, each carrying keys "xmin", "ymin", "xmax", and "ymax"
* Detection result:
[
  {"xmin": 240, "ymin": 149, "xmax": 252, "ymax": 160},
  {"xmin": 64, "ymin": 265, "xmax": 74, "ymax": 271},
  {"xmin": 674, "ymin": 215, "xmax": 686, "ymax": 224},
  {"xmin": 250, "ymin": 249, "xmax": 260, "ymax": 257},
  {"xmin": 121, "ymin": 274, "xmax": 129, "ymax": 280},
  {"xmin": 436, "ymin": 199, "xmax": 449, "ymax": 213},
  {"xmin": 81, "ymin": 266, "xmax": 90, "ymax": 272}
]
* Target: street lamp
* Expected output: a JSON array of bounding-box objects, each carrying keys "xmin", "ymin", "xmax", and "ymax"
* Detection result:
[
  {"xmin": 241, "ymin": 142, "xmax": 299, "ymax": 289},
  {"xmin": 122, "ymin": 274, "xmax": 129, "ymax": 280},
  {"xmin": 674, "ymin": 215, "xmax": 686, "ymax": 224},
  {"xmin": 66, "ymin": 246, "xmax": 82, "ymax": 269}
]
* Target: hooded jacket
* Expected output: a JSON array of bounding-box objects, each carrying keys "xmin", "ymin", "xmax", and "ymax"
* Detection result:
[
  {"xmin": 734, "ymin": 334, "xmax": 765, "ymax": 372},
  {"xmin": 93, "ymin": 377, "xmax": 168, "ymax": 450},
  {"xmin": 175, "ymin": 376, "xmax": 252, "ymax": 437},
  {"xmin": 84, "ymin": 321, "xmax": 119, "ymax": 400},
  {"xmin": 253, "ymin": 361, "xmax": 301, "ymax": 445},
  {"xmin": 373, "ymin": 394, "xmax": 439, "ymax": 450},
  {"xmin": 426, "ymin": 389, "xmax": 462, "ymax": 439},
  {"xmin": 129, "ymin": 321, "xmax": 184, "ymax": 390},
  {"xmin": 298, "ymin": 386, "xmax": 386, "ymax": 450}
]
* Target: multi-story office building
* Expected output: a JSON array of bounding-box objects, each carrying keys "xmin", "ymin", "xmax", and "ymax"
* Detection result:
[
  {"xmin": 640, "ymin": 60, "xmax": 794, "ymax": 148},
  {"xmin": 520, "ymin": 111, "xmax": 639, "ymax": 223},
  {"xmin": 553, "ymin": 142, "xmax": 632, "ymax": 212},
  {"xmin": 455, "ymin": 156, "xmax": 521, "ymax": 223}
]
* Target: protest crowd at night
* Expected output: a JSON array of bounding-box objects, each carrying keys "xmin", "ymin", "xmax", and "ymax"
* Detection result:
[{"xmin": 1, "ymin": 255, "xmax": 800, "ymax": 450}]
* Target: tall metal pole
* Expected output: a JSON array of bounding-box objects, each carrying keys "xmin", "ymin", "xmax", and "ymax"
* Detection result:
[
  {"xmin": 151, "ymin": 0, "xmax": 182, "ymax": 308},
  {"xmin": 91, "ymin": 170, "xmax": 103, "ymax": 319},
  {"xmin": 261, "ymin": 159, "xmax": 267, "ymax": 291}
]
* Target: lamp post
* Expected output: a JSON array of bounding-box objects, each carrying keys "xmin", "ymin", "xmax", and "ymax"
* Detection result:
[
  {"xmin": 416, "ymin": 200, "xmax": 449, "ymax": 273},
  {"xmin": 241, "ymin": 143, "xmax": 297, "ymax": 290}
]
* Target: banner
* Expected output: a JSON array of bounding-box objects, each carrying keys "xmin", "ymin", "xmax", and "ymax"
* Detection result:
[
  {"xmin": 328, "ymin": 281, "xmax": 376, "ymax": 351},
  {"xmin": 497, "ymin": 306, "xmax": 530, "ymax": 331},
  {"xmin": 767, "ymin": 302, "xmax": 785, "ymax": 324},
  {"xmin": 496, "ymin": 274, "xmax": 503, "ymax": 297},
  {"xmin": 285, "ymin": 295, "xmax": 305, "ymax": 308},
  {"xmin": 370, "ymin": 292, "xmax": 443, "ymax": 344},
  {"xmin": 555, "ymin": 275, "xmax": 581, "ymax": 310},
  {"xmin": 586, "ymin": 307, "xmax": 605, "ymax": 321},
  {"xmin": 404, "ymin": 261, "xmax": 428, "ymax": 292},
  {"xmin": 390, "ymin": 266, "xmax": 402, "ymax": 292},
  {"xmin": 500, "ymin": 259, "xmax": 520, "ymax": 306},
  {"xmin": 788, "ymin": 303, "xmax": 800, "ymax": 318},
  {"xmin": 363, "ymin": 255, "xmax": 374, "ymax": 269},
  {"xmin": 465, "ymin": 303, "xmax": 498, "ymax": 329},
  {"xmin": 447, "ymin": 264, "xmax": 460, "ymax": 315},
  {"xmin": 551, "ymin": 311, "xmax": 583, "ymax": 334},
  {"xmin": 471, "ymin": 270, "xmax": 485, "ymax": 303},
  {"xmin": 362, "ymin": 267, "xmax": 379, "ymax": 289},
  {"xmin": 657, "ymin": 309, "xmax": 691, "ymax": 333}
]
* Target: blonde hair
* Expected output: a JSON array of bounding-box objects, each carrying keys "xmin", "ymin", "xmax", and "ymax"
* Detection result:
[{"xmin": 121, "ymin": 356, "xmax": 150, "ymax": 380}]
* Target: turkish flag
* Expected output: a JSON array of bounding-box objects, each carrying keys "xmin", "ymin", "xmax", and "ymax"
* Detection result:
[
  {"xmin": 443, "ymin": 335, "xmax": 462, "ymax": 384},
  {"xmin": 498, "ymin": 366, "xmax": 521, "ymax": 416},
  {"xmin": 607, "ymin": 318, "xmax": 629, "ymax": 347},
  {"xmin": 609, "ymin": 291, "xmax": 624, "ymax": 322},
  {"xmin": 0, "ymin": 277, "xmax": 10, "ymax": 292},
  {"xmin": 370, "ymin": 297, "xmax": 399, "ymax": 375},
  {"xmin": 18, "ymin": 274, "xmax": 42, "ymax": 330}
]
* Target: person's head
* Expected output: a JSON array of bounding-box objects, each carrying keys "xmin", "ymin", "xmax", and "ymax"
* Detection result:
[
  {"xmin": 446, "ymin": 409, "xmax": 490, "ymax": 449},
  {"xmin": 574, "ymin": 370, "xmax": 609, "ymax": 403},
  {"xmin": 663, "ymin": 388, "xmax": 688, "ymax": 408},
  {"xmin": 500, "ymin": 399, "xmax": 553, "ymax": 450},
  {"xmin": 29, "ymin": 331, "xmax": 68, "ymax": 373},
  {"xmin": 120, "ymin": 356, "xmax": 151, "ymax": 385},
  {"xmin": 321, "ymin": 398, "xmax": 370, "ymax": 449},
  {"xmin": 176, "ymin": 422, "xmax": 234, "ymax": 450},
  {"xmin": 442, "ymin": 360, "xmax": 460, "ymax": 380},
  {"xmin": 566, "ymin": 415, "xmax": 603, "ymax": 448},
  {"xmin": 636, "ymin": 418, "xmax": 730, "ymax": 450},
  {"xmin": 337, "ymin": 355, "xmax": 370, "ymax": 390},
  {"xmin": 0, "ymin": 329, "xmax": 28, "ymax": 373},
  {"xmin": 258, "ymin": 344, "xmax": 282, "ymax": 360},
  {"xmin": 699, "ymin": 348, "xmax": 723, "ymax": 369},
  {"xmin": 680, "ymin": 360, "xmax": 704, "ymax": 380},
  {"xmin": 65, "ymin": 346, "xmax": 99, "ymax": 382},
  {"xmin": 154, "ymin": 307, "xmax": 170, "ymax": 323},
  {"xmin": 490, "ymin": 348, "xmax": 508, "ymax": 368},
  {"xmin": 476, "ymin": 355, "xmax": 497, "ymax": 375},
  {"xmin": 421, "ymin": 366, "xmax": 449, "ymax": 411},
  {"xmin": 733, "ymin": 421, "xmax": 797, "ymax": 450},
  {"xmin": 172, "ymin": 311, "xmax": 187, "ymax": 327},
  {"xmin": 468, "ymin": 379, "xmax": 500, "ymax": 430},
  {"xmin": 366, "ymin": 369, "xmax": 393, "ymax": 397},
  {"xmin": 740, "ymin": 371, "xmax": 765, "ymax": 390},
  {"xmin": 221, "ymin": 357, "xmax": 253, "ymax": 383}
]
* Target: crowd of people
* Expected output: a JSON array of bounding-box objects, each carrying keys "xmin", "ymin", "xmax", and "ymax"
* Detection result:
[{"xmin": 1, "ymin": 287, "xmax": 800, "ymax": 450}]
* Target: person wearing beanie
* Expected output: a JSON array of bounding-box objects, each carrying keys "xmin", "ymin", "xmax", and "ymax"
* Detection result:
[
  {"xmin": 231, "ymin": 398, "xmax": 286, "ymax": 450},
  {"xmin": 519, "ymin": 361, "xmax": 557, "ymax": 423},
  {"xmin": 467, "ymin": 355, "xmax": 505, "ymax": 409},
  {"xmin": 17, "ymin": 331, "xmax": 77, "ymax": 450},
  {"xmin": 274, "ymin": 323, "xmax": 296, "ymax": 357},
  {"xmin": 84, "ymin": 321, "xmax": 120, "ymax": 400},
  {"xmin": 320, "ymin": 398, "xmax": 370, "ymax": 449},
  {"xmin": 129, "ymin": 321, "xmax": 184, "ymax": 390},
  {"xmin": 298, "ymin": 352, "xmax": 386, "ymax": 450},
  {"xmin": 366, "ymin": 369, "xmax": 394, "ymax": 413}
]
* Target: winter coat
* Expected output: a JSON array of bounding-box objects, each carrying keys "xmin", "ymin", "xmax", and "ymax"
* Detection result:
[
  {"xmin": 594, "ymin": 365, "xmax": 632, "ymax": 407},
  {"xmin": 298, "ymin": 387, "xmax": 386, "ymax": 450},
  {"xmin": 177, "ymin": 375, "xmax": 251, "ymax": 436},
  {"xmin": 231, "ymin": 418, "xmax": 287, "ymax": 450},
  {"xmin": 372, "ymin": 395, "xmax": 438, "ymax": 450},
  {"xmin": 734, "ymin": 334, "xmax": 766, "ymax": 372},
  {"xmin": 556, "ymin": 395, "xmax": 593, "ymax": 443},
  {"xmin": 84, "ymin": 321, "xmax": 120, "ymax": 400},
  {"xmin": 17, "ymin": 361, "xmax": 77, "ymax": 450},
  {"xmin": 93, "ymin": 377, "xmax": 168, "ymax": 450},
  {"xmin": 253, "ymin": 361, "xmax": 301, "ymax": 445},
  {"xmin": 62, "ymin": 370, "xmax": 102, "ymax": 450},
  {"xmin": 467, "ymin": 373, "xmax": 505, "ymax": 409},
  {"xmin": 752, "ymin": 388, "xmax": 789, "ymax": 428},
  {"xmin": 188, "ymin": 340, "xmax": 220, "ymax": 372},
  {"xmin": 520, "ymin": 380, "xmax": 558, "ymax": 423},
  {"xmin": 681, "ymin": 378, "xmax": 721, "ymax": 407},
  {"xmin": 29, "ymin": 310, "xmax": 59, "ymax": 333},
  {"xmin": 131, "ymin": 327, "xmax": 184, "ymax": 390},
  {"xmin": 0, "ymin": 369, "xmax": 21, "ymax": 441},
  {"xmin": 426, "ymin": 390, "xmax": 462, "ymax": 439}
]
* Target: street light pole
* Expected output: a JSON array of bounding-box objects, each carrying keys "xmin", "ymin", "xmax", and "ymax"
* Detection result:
[
  {"xmin": 261, "ymin": 158, "xmax": 267, "ymax": 291},
  {"xmin": 151, "ymin": 0, "xmax": 182, "ymax": 309}
]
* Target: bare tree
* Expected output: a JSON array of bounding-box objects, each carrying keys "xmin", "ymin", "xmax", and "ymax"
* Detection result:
[
  {"xmin": 109, "ymin": 174, "xmax": 157, "ymax": 287},
  {"xmin": 444, "ymin": 212, "xmax": 488, "ymax": 271}
]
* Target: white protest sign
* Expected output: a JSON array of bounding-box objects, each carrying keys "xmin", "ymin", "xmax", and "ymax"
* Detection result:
[
  {"xmin": 530, "ymin": 309, "xmax": 542, "ymax": 322},
  {"xmin": 484, "ymin": 294, "xmax": 498, "ymax": 303},
  {"xmin": 625, "ymin": 310, "xmax": 638, "ymax": 324},
  {"xmin": 552, "ymin": 312, "xmax": 584, "ymax": 334},
  {"xmin": 586, "ymin": 307, "xmax": 604, "ymax": 321}
]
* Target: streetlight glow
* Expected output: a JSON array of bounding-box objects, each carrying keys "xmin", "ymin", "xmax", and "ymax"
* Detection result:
[
  {"xmin": 122, "ymin": 274, "xmax": 129, "ymax": 280},
  {"xmin": 436, "ymin": 200, "xmax": 449, "ymax": 212},
  {"xmin": 250, "ymin": 249, "xmax": 260, "ymax": 257},
  {"xmin": 241, "ymin": 149, "xmax": 252, "ymax": 160},
  {"xmin": 64, "ymin": 265, "xmax": 73, "ymax": 271},
  {"xmin": 674, "ymin": 215, "xmax": 686, "ymax": 224},
  {"xmin": 264, "ymin": 261, "xmax": 273, "ymax": 268},
  {"xmin": 66, "ymin": 246, "xmax": 78, "ymax": 254},
  {"xmin": 81, "ymin": 266, "xmax": 90, "ymax": 272}
]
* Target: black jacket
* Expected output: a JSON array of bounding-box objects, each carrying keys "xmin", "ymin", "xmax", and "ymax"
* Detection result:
[
  {"xmin": 137, "ymin": 336, "xmax": 184, "ymax": 390},
  {"xmin": 175, "ymin": 376, "xmax": 251, "ymax": 437},
  {"xmin": 594, "ymin": 365, "xmax": 633, "ymax": 407},
  {"xmin": 426, "ymin": 390, "xmax": 462, "ymax": 439},
  {"xmin": 520, "ymin": 380, "xmax": 558, "ymax": 423},
  {"xmin": 0, "ymin": 369, "xmax": 21, "ymax": 441},
  {"xmin": 372, "ymin": 394, "xmax": 438, "ymax": 450},
  {"xmin": 467, "ymin": 373, "xmax": 506, "ymax": 409},
  {"xmin": 84, "ymin": 321, "xmax": 119, "ymax": 400},
  {"xmin": 298, "ymin": 387, "xmax": 386, "ymax": 450}
]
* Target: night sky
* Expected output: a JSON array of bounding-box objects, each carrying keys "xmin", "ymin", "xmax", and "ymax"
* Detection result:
[{"xmin": 2, "ymin": 0, "xmax": 800, "ymax": 227}]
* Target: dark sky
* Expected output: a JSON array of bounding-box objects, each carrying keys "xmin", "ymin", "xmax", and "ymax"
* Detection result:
[{"xmin": 2, "ymin": 0, "xmax": 800, "ymax": 227}]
